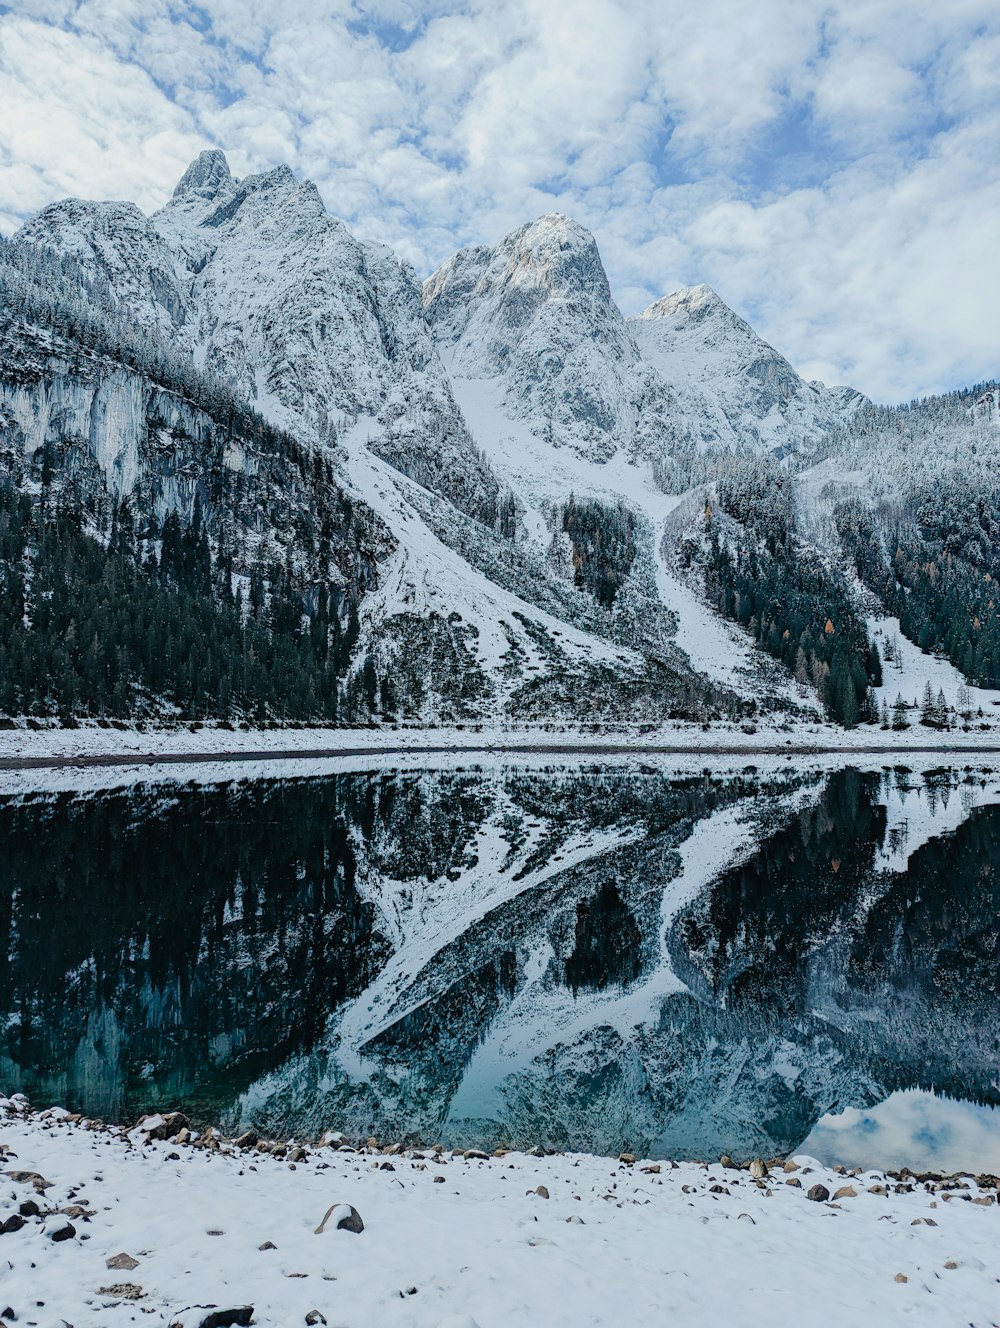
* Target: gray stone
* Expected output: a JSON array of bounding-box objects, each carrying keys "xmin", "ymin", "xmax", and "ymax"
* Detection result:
[
  {"xmin": 98, "ymin": 1284, "xmax": 143, "ymax": 1300},
  {"xmin": 314, "ymin": 1203, "xmax": 364, "ymax": 1235},
  {"xmin": 106, "ymin": 1252, "xmax": 140, "ymax": 1271},
  {"xmin": 168, "ymin": 1310, "xmax": 253, "ymax": 1328}
]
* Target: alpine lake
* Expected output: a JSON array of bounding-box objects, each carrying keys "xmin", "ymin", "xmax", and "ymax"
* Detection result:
[{"xmin": 2, "ymin": 754, "xmax": 999, "ymax": 1174}]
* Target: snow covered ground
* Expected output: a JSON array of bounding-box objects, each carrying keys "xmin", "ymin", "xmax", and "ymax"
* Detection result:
[
  {"xmin": 1, "ymin": 710, "xmax": 1000, "ymax": 768},
  {"xmin": 869, "ymin": 614, "xmax": 1000, "ymax": 715},
  {"xmin": 1, "ymin": 1096, "xmax": 997, "ymax": 1328}
]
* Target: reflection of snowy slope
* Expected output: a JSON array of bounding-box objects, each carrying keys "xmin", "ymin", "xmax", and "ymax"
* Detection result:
[
  {"xmin": 235, "ymin": 768, "xmax": 817, "ymax": 1150},
  {"xmin": 445, "ymin": 801, "xmax": 770, "ymax": 1126},
  {"xmin": 872, "ymin": 769, "xmax": 1000, "ymax": 873}
]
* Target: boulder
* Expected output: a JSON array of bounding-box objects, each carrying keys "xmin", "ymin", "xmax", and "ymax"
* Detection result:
[
  {"xmin": 168, "ymin": 1308, "xmax": 253, "ymax": 1328},
  {"xmin": 314, "ymin": 1203, "xmax": 364, "ymax": 1235},
  {"xmin": 5, "ymin": 1169, "xmax": 51, "ymax": 1191},
  {"xmin": 807, "ymin": 1184, "xmax": 830, "ymax": 1202}
]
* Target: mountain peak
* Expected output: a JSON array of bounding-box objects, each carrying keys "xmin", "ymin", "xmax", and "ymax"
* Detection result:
[
  {"xmin": 172, "ymin": 149, "xmax": 233, "ymax": 202},
  {"xmin": 497, "ymin": 213, "xmax": 608, "ymax": 299},
  {"xmin": 637, "ymin": 284, "xmax": 728, "ymax": 322}
]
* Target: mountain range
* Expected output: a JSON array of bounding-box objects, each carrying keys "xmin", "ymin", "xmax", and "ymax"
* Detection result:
[{"xmin": 0, "ymin": 149, "xmax": 997, "ymax": 730}]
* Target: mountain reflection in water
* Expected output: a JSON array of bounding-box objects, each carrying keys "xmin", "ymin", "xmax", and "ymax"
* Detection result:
[{"xmin": 1, "ymin": 761, "xmax": 998, "ymax": 1170}]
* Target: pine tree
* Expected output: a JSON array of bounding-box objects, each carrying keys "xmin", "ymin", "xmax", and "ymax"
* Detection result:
[
  {"xmin": 892, "ymin": 693, "xmax": 909, "ymax": 729},
  {"xmin": 920, "ymin": 680, "xmax": 935, "ymax": 726}
]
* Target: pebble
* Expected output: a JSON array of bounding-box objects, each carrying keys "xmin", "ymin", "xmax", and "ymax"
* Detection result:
[{"xmin": 106, "ymin": 1252, "xmax": 140, "ymax": 1270}]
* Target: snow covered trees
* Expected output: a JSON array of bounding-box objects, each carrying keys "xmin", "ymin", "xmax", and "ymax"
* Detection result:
[
  {"xmin": 561, "ymin": 496, "xmax": 637, "ymax": 608},
  {"xmin": 702, "ymin": 462, "xmax": 881, "ymax": 727}
]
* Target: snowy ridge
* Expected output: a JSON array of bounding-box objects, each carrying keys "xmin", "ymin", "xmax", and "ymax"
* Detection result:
[{"xmin": 629, "ymin": 284, "xmax": 864, "ymax": 460}]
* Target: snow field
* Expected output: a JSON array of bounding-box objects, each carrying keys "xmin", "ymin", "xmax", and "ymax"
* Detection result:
[{"xmin": 1, "ymin": 1101, "xmax": 998, "ymax": 1328}]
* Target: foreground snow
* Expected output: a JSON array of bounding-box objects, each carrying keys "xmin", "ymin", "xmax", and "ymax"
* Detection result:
[{"xmin": 1, "ymin": 1097, "xmax": 997, "ymax": 1328}]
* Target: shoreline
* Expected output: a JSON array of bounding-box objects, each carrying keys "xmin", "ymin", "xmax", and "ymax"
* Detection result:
[
  {"xmin": 3, "ymin": 719, "xmax": 1000, "ymax": 773},
  {"xmin": 1, "ymin": 1093, "xmax": 997, "ymax": 1327}
]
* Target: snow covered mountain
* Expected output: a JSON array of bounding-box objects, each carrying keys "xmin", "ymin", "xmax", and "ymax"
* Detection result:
[
  {"xmin": 629, "ymin": 284, "xmax": 865, "ymax": 460},
  {"xmin": 5, "ymin": 153, "xmax": 761, "ymax": 726},
  {"xmin": 423, "ymin": 214, "xmax": 677, "ymax": 468},
  {"xmin": 2, "ymin": 148, "xmax": 996, "ymax": 730},
  {"xmin": 16, "ymin": 149, "xmax": 501, "ymax": 527},
  {"xmin": 424, "ymin": 215, "xmax": 863, "ymax": 480}
]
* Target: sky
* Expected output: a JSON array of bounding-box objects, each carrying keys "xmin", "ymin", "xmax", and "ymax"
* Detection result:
[{"xmin": 0, "ymin": 0, "xmax": 998, "ymax": 404}]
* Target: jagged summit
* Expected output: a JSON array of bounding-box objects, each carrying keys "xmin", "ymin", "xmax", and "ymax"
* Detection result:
[
  {"xmin": 493, "ymin": 213, "xmax": 610, "ymax": 298},
  {"xmin": 637, "ymin": 284, "xmax": 728, "ymax": 321},
  {"xmin": 422, "ymin": 212, "xmax": 611, "ymax": 349},
  {"xmin": 171, "ymin": 149, "xmax": 234, "ymax": 202},
  {"xmin": 422, "ymin": 212, "xmax": 660, "ymax": 463}
]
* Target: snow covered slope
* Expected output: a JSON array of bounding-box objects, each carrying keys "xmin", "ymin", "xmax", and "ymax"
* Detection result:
[{"xmin": 4, "ymin": 1096, "xmax": 999, "ymax": 1328}]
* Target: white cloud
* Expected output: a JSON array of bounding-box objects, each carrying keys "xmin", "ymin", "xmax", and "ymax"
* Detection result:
[{"xmin": 0, "ymin": 0, "xmax": 997, "ymax": 401}]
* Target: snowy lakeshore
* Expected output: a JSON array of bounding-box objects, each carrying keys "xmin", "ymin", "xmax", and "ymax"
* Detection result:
[
  {"xmin": 1, "ymin": 1096, "xmax": 998, "ymax": 1328},
  {"xmin": 2, "ymin": 710, "xmax": 1000, "ymax": 771}
]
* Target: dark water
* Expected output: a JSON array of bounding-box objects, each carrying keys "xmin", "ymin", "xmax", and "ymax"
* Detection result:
[{"xmin": 2, "ymin": 761, "xmax": 999, "ymax": 1170}]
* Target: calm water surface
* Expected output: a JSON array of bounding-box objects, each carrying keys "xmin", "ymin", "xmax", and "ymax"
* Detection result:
[{"xmin": 2, "ymin": 759, "xmax": 998, "ymax": 1171}]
